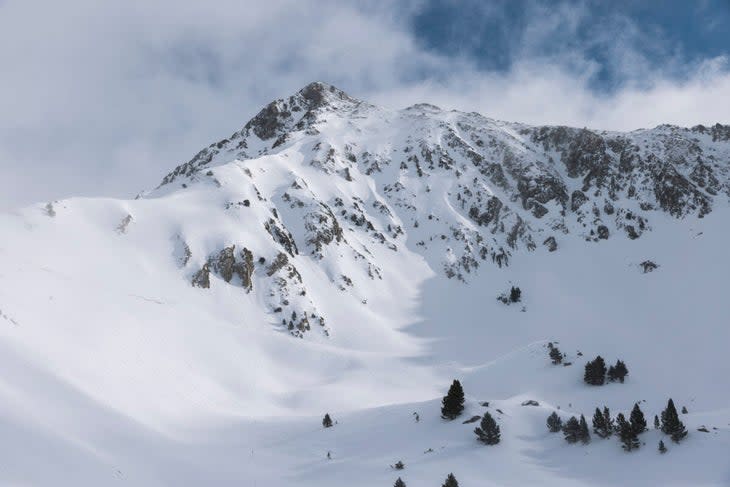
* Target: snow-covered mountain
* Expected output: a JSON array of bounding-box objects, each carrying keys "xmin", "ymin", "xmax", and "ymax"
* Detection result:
[{"xmin": 1, "ymin": 82, "xmax": 729, "ymax": 485}]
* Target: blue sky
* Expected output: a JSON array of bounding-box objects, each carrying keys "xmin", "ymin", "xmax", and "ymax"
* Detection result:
[
  {"xmin": 411, "ymin": 0, "xmax": 730, "ymax": 90},
  {"xmin": 1, "ymin": 0, "xmax": 729, "ymax": 208}
]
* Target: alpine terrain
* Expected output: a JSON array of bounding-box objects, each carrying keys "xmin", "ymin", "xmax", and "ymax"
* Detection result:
[{"xmin": 1, "ymin": 82, "xmax": 729, "ymax": 486}]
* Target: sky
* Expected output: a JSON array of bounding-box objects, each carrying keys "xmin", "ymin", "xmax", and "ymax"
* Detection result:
[{"xmin": 1, "ymin": 0, "xmax": 729, "ymax": 208}]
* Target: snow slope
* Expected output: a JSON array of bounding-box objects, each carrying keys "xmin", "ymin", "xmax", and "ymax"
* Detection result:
[{"xmin": 0, "ymin": 82, "xmax": 729, "ymax": 485}]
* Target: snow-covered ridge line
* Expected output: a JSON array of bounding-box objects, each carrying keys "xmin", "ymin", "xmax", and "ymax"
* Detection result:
[{"xmin": 141, "ymin": 82, "xmax": 730, "ymax": 336}]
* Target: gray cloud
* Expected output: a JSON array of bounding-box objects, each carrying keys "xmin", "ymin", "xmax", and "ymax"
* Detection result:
[{"xmin": 1, "ymin": 0, "xmax": 728, "ymax": 208}]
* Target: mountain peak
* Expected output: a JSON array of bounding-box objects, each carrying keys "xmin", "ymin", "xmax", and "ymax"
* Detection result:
[{"xmin": 296, "ymin": 81, "xmax": 359, "ymax": 108}]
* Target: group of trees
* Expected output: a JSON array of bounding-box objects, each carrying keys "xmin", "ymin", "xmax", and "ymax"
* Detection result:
[
  {"xmin": 546, "ymin": 399, "xmax": 687, "ymax": 452},
  {"xmin": 584, "ymin": 356, "xmax": 628, "ymax": 385},
  {"xmin": 442, "ymin": 380, "xmax": 501, "ymax": 445},
  {"xmin": 393, "ymin": 473, "xmax": 459, "ymax": 487},
  {"xmin": 497, "ymin": 286, "xmax": 522, "ymax": 304}
]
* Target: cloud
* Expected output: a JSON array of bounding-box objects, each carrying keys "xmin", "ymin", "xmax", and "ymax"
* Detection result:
[{"xmin": 0, "ymin": 0, "xmax": 728, "ymax": 208}]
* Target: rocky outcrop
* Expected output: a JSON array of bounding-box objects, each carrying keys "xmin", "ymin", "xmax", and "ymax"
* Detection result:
[{"xmin": 191, "ymin": 264, "xmax": 211, "ymax": 288}]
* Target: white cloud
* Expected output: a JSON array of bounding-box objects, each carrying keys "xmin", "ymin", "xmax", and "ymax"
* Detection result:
[{"xmin": 0, "ymin": 0, "xmax": 728, "ymax": 208}]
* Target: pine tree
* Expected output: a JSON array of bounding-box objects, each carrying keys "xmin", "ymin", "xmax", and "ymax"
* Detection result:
[
  {"xmin": 549, "ymin": 346, "xmax": 563, "ymax": 365},
  {"xmin": 607, "ymin": 365, "xmax": 617, "ymax": 382},
  {"xmin": 509, "ymin": 286, "xmax": 521, "ymax": 303},
  {"xmin": 475, "ymin": 412, "xmax": 501, "ymax": 445},
  {"xmin": 630, "ymin": 403, "xmax": 647, "ymax": 435},
  {"xmin": 394, "ymin": 478, "xmax": 406, "ymax": 487},
  {"xmin": 563, "ymin": 416, "xmax": 581, "ymax": 443},
  {"xmin": 661, "ymin": 398, "xmax": 688, "ymax": 443},
  {"xmin": 441, "ymin": 380, "xmax": 465, "ymax": 420},
  {"xmin": 654, "ymin": 414, "xmax": 660, "ymax": 430},
  {"xmin": 442, "ymin": 473, "xmax": 459, "ymax": 487},
  {"xmin": 613, "ymin": 360, "xmax": 629, "ymax": 382},
  {"xmin": 322, "ymin": 413, "xmax": 333, "ymax": 428},
  {"xmin": 681, "ymin": 406, "xmax": 688, "ymax": 414},
  {"xmin": 592, "ymin": 407, "xmax": 611, "ymax": 438},
  {"xmin": 602, "ymin": 407, "xmax": 614, "ymax": 437},
  {"xmin": 658, "ymin": 440, "xmax": 667, "ymax": 454},
  {"xmin": 584, "ymin": 356, "xmax": 606, "ymax": 385},
  {"xmin": 616, "ymin": 413, "xmax": 639, "ymax": 451},
  {"xmin": 578, "ymin": 414, "xmax": 591, "ymax": 444},
  {"xmin": 547, "ymin": 411, "xmax": 562, "ymax": 433}
]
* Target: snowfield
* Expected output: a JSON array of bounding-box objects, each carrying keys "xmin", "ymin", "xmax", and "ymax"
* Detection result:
[{"xmin": 0, "ymin": 83, "xmax": 728, "ymax": 485}]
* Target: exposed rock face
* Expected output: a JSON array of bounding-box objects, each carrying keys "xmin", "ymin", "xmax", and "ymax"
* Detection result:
[
  {"xmin": 116, "ymin": 214, "xmax": 133, "ymax": 234},
  {"xmin": 236, "ymin": 248, "xmax": 255, "ymax": 292},
  {"xmin": 191, "ymin": 264, "xmax": 210, "ymax": 288},
  {"xmin": 158, "ymin": 83, "xmax": 730, "ymax": 337},
  {"xmin": 543, "ymin": 236, "xmax": 558, "ymax": 252}
]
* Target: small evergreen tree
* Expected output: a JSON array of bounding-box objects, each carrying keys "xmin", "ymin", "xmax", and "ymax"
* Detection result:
[
  {"xmin": 602, "ymin": 407, "xmax": 614, "ymax": 437},
  {"xmin": 393, "ymin": 461, "xmax": 404, "ymax": 470},
  {"xmin": 630, "ymin": 403, "xmax": 647, "ymax": 435},
  {"xmin": 563, "ymin": 416, "xmax": 581, "ymax": 443},
  {"xmin": 394, "ymin": 478, "xmax": 406, "ymax": 487},
  {"xmin": 549, "ymin": 346, "xmax": 563, "ymax": 365},
  {"xmin": 441, "ymin": 380, "xmax": 465, "ymax": 420},
  {"xmin": 654, "ymin": 414, "xmax": 660, "ymax": 430},
  {"xmin": 616, "ymin": 413, "xmax": 639, "ymax": 451},
  {"xmin": 475, "ymin": 412, "xmax": 501, "ymax": 445},
  {"xmin": 661, "ymin": 399, "xmax": 688, "ymax": 443},
  {"xmin": 681, "ymin": 406, "xmax": 688, "ymax": 414},
  {"xmin": 322, "ymin": 413, "xmax": 333, "ymax": 428},
  {"xmin": 658, "ymin": 440, "xmax": 667, "ymax": 454},
  {"xmin": 592, "ymin": 407, "xmax": 611, "ymax": 438},
  {"xmin": 442, "ymin": 473, "xmax": 459, "ymax": 487},
  {"xmin": 509, "ymin": 286, "xmax": 522, "ymax": 303},
  {"xmin": 578, "ymin": 414, "xmax": 591, "ymax": 444},
  {"xmin": 584, "ymin": 356, "xmax": 607, "ymax": 385},
  {"xmin": 547, "ymin": 411, "xmax": 562, "ymax": 433},
  {"xmin": 613, "ymin": 360, "xmax": 628, "ymax": 382},
  {"xmin": 607, "ymin": 365, "xmax": 616, "ymax": 382}
]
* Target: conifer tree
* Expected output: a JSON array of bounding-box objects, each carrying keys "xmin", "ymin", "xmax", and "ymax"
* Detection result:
[
  {"xmin": 630, "ymin": 403, "xmax": 647, "ymax": 435},
  {"xmin": 549, "ymin": 346, "xmax": 563, "ymax": 365},
  {"xmin": 602, "ymin": 407, "xmax": 614, "ymax": 437},
  {"xmin": 592, "ymin": 407, "xmax": 611, "ymax": 438},
  {"xmin": 442, "ymin": 473, "xmax": 459, "ymax": 487},
  {"xmin": 616, "ymin": 413, "xmax": 639, "ymax": 451},
  {"xmin": 654, "ymin": 414, "xmax": 660, "ymax": 430},
  {"xmin": 563, "ymin": 416, "xmax": 581, "ymax": 443},
  {"xmin": 394, "ymin": 478, "xmax": 406, "ymax": 487},
  {"xmin": 547, "ymin": 411, "xmax": 562, "ymax": 433},
  {"xmin": 613, "ymin": 360, "xmax": 629, "ymax": 382},
  {"xmin": 475, "ymin": 412, "xmax": 501, "ymax": 445},
  {"xmin": 509, "ymin": 286, "xmax": 521, "ymax": 303},
  {"xmin": 578, "ymin": 414, "xmax": 591, "ymax": 443},
  {"xmin": 607, "ymin": 365, "xmax": 616, "ymax": 382},
  {"xmin": 441, "ymin": 380, "xmax": 465, "ymax": 420},
  {"xmin": 661, "ymin": 398, "xmax": 688, "ymax": 443},
  {"xmin": 584, "ymin": 356, "xmax": 607, "ymax": 385},
  {"xmin": 322, "ymin": 413, "xmax": 333, "ymax": 428},
  {"xmin": 658, "ymin": 440, "xmax": 667, "ymax": 454}
]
